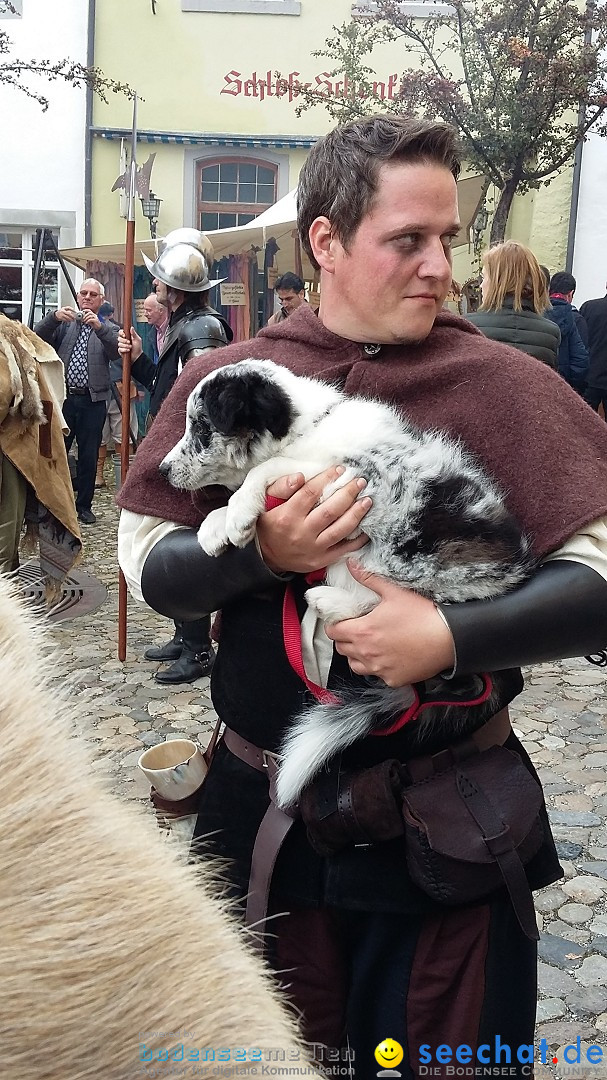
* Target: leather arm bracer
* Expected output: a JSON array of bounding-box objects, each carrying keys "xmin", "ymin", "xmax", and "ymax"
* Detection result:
[
  {"xmin": 437, "ymin": 560, "xmax": 607, "ymax": 677},
  {"xmin": 140, "ymin": 528, "xmax": 290, "ymax": 622}
]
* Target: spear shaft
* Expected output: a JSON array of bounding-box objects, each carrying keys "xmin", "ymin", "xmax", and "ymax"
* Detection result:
[{"xmin": 118, "ymin": 94, "xmax": 137, "ymax": 662}]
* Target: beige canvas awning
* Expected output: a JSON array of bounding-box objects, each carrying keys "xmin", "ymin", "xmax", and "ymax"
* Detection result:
[{"xmin": 60, "ymin": 174, "xmax": 485, "ymax": 275}]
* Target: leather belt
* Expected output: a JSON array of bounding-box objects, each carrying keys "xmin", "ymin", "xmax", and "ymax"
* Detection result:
[
  {"xmin": 223, "ymin": 728, "xmax": 280, "ymax": 773},
  {"xmin": 222, "ymin": 708, "xmax": 512, "ymax": 941},
  {"xmin": 222, "ymin": 728, "xmax": 296, "ymax": 936},
  {"xmin": 224, "ymin": 708, "xmax": 510, "ymax": 775},
  {"xmin": 68, "ymin": 386, "xmax": 90, "ymax": 396},
  {"xmin": 469, "ymin": 707, "xmax": 510, "ymax": 751}
]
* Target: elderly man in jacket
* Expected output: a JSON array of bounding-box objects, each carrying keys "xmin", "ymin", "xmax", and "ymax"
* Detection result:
[{"xmin": 35, "ymin": 278, "xmax": 119, "ymax": 525}]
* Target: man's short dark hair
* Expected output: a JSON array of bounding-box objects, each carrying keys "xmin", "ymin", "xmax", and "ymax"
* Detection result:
[
  {"xmin": 297, "ymin": 114, "xmax": 461, "ymax": 271},
  {"xmin": 550, "ymin": 271, "xmax": 576, "ymax": 295},
  {"xmin": 275, "ymin": 273, "xmax": 305, "ymax": 293}
]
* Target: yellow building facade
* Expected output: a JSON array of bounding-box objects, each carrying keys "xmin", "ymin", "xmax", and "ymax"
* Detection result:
[{"xmin": 90, "ymin": 0, "xmax": 572, "ymax": 298}]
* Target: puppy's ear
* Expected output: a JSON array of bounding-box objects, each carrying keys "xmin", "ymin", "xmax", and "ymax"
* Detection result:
[{"xmin": 203, "ymin": 371, "xmax": 293, "ymax": 439}]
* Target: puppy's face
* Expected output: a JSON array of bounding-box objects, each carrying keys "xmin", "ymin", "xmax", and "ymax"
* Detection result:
[{"xmin": 160, "ymin": 360, "xmax": 295, "ymax": 491}]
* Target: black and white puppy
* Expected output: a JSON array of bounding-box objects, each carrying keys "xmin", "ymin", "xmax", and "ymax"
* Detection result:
[{"xmin": 161, "ymin": 359, "xmax": 534, "ymax": 808}]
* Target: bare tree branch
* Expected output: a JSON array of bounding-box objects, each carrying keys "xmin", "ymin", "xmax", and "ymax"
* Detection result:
[{"xmin": 0, "ymin": 3, "xmax": 133, "ymax": 110}]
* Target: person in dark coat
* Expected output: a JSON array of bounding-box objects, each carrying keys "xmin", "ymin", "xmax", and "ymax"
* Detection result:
[
  {"xmin": 468, "ymin": 241, "xmax": 560, "ymax": 367},
  {"xmin": 118, "ymin": 229, "xmax": 233, "ymax": 685},
  {"xmin": 546, "ymin": 271, "xmax": 589, "ymax": 394},
  {"xmin": 580, "ymin": 285, "xmax": 607, "ymax": 416}
]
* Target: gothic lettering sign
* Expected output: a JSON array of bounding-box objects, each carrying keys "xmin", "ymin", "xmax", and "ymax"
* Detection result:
[
  {"xmin": 220, "ymin": 282, "xmax": 247, "ymax": 306},
  {"xmin": 220, "ymin": 70, "xmax": 401, "ymax": 103}
]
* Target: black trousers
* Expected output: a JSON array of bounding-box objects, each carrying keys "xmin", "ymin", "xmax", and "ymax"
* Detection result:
[
  {"xmin": 63, "ymin": 392, "xmax": 107, "ymax": 513},
  {"xmin": 585, "ymin": 386, "xmax": 607, "ymax": 416}
]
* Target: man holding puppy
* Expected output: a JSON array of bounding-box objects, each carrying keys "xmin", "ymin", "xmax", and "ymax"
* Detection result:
[{"xmin": 118, "ymin": 116, "xmax": 607, "ymax": 1076}]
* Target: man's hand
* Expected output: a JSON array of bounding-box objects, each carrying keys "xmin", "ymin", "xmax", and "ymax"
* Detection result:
[
  {"xmin": 325, "ymin": 561, "xmax": 456, "ymax": 687},
  {"xmin": 118, "ymin": 326, "xmax": 143, "ymax": 362},
  {"xmin": 81, "ymin": 309, "xmax": 102, "ymax": 332},
  {"xmin": 54, "ymin": 307, "xmax": 78, "ymax": 323},
  {"xmin": 256, "ymin": 465, "xmax": 371, "ymax": 575}
]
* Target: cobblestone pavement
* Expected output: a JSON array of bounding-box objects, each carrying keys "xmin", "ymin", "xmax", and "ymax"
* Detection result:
[{"xmin": 43, "ymin": 479, "xmax": 607, "ymax": 1078}]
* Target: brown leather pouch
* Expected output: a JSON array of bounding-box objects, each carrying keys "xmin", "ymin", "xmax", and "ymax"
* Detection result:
[
  {"xmin": 402, "ymin": 742, "xmax": 543, "ymax": 939},
  {"xmin": 299, "ymin": 759, "xmax": 406, "ymax": 857}
]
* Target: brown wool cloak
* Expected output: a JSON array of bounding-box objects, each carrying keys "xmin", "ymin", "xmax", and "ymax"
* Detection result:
[{"xmin": 118, "ymin": 303, "xmax": 607, "ymax": 560}]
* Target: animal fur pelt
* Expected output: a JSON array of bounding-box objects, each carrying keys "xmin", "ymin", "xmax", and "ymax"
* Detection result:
[
  {"xmin": 0, "ymin": 313, "xmax": 59, "ymax": 426},
  {"xmin": 161, "ymin": 359, "xmax": 535, "ymax": 809},
  {"xmin": 0, "ymin": 575, "xmax": 319, "ymax": 1080}
]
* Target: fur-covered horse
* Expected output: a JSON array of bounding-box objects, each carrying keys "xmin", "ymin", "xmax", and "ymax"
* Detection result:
[{"xmin": 0, "ymin": 576, "xmax": 316, "ymax": 1079}]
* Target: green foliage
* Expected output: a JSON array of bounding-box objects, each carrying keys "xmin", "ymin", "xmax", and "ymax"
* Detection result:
[{"xmin": 293, "ymin": 0, "xmax": 607, "ymax": 239}]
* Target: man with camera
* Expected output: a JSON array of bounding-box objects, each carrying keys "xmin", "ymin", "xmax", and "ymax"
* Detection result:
[{"xmin": 35, "ymin": 278, "xmax": 119, "ymax": 525}]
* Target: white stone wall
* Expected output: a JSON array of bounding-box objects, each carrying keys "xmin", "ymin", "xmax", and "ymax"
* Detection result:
[
  {"xmin": 573, "ymin": 132, "xmax": 607, "ymax": 305},
  {"xmin": 0, "ymin": 0, "xmax": 87, "ymax": 243}
]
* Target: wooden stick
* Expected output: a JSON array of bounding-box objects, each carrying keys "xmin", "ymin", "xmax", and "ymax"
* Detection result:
[
  {"xmin": 118, "ymin": 95, "xmax": 138, "ymax": 663},
  {"xmin": 118, "ymin": 216, "xmax": 135, "ymax": 662}
]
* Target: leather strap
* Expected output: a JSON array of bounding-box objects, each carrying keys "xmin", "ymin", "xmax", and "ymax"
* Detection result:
[
  {"xmin": 246, "ymin": 798, "xmax": 296, "ymax": 932},
  {"xmin": 223, "ymin": 727, "xmax": 277, "ymax": 772},
  {"xmin": 470, "ymin": 707, "xmax": 511, "ymax": 751},
  {"xmin": 406, "ymin": 708, "xmax": 511, "ymax": 783},
  {"xmin": 222, "ymin": 727, "xmax": 296, "ymax": 940},
  {"xmin": 455, "ymin": 768, "xmax": 539, "ymax": 941},
  {"xmin": 337, "ymin": 780, "xmax": 372, "ymax": 846}
]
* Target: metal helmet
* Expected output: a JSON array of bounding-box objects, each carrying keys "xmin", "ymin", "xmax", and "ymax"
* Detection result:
[
  {"xmin": 162, "ymin": 228, "xmax": 216, "ymax": 265},
  {"xmin": 142, "ymin": 240, "xmax": 223, "ymax": 293}
]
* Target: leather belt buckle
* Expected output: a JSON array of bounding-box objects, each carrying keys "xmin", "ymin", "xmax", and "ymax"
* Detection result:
[{"xmin": 262, "ymin": 749, "xmax": 279, "ymax": 770}]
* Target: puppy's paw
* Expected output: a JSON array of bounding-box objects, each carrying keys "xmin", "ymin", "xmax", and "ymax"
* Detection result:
[
  {"xmin": 224, "ymin": 503, "xmax": 259, "ymax": 548},
  {"xmin": 198, "ymin": 508, "xmax": 229, "ymax": 556},
  {"xmin": 226, "ymin": 519, "xmax": 257, "ymax": 548},
  {"xmin": 305, "ymin": 585, "xmax": 365, "ymax": 624}
]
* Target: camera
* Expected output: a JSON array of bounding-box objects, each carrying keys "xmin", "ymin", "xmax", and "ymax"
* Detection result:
[{"xmin": 74, "ymin": 310, "xmax": 84, "ymax": 321}]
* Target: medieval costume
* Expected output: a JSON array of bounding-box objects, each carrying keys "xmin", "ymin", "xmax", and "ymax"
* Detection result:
[
  {"xmin": 129, "ymin": 296, "xmax": 232, "ymax": 423},
  {"xmin": 118, "ymin": 303, "xmax": 607, "ymax": 1077},
  {"xmin": 0, "ymin": 315, "xmax": 80, "ymax": 596},
  {"xmin": 129, "ymin": 229, "xmax": 233, "ymax": 685}
]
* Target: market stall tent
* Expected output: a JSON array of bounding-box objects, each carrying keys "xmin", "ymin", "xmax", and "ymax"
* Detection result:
[{"xmin": 60, "ymin": 176, "xmax": 487, "ymax": 277}]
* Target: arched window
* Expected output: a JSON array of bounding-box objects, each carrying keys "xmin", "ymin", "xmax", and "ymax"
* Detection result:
[{"xmin": 197, "ymin": 159, "xmax": 278, "ymax": 232}]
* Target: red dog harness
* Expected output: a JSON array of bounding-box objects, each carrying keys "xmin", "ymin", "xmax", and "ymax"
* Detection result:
[{"xmin": 266, "ymin": 494, "xmax": 494, "ymax": 734}]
